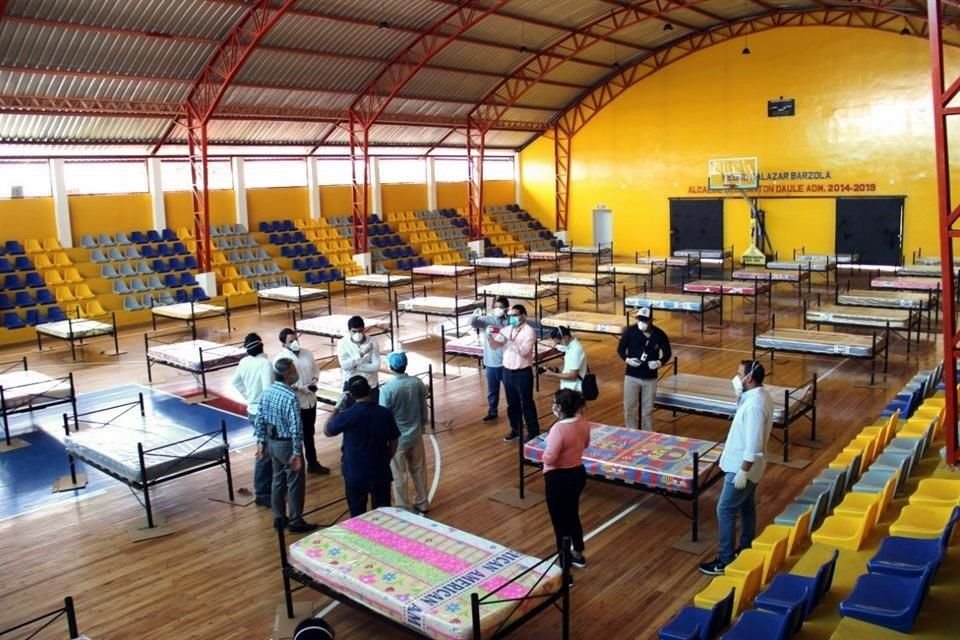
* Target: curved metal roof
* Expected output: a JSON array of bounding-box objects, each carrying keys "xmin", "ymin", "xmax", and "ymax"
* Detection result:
[{"xmin": 0, "ymin": 0, "xmax": 956, "ymax": 155}]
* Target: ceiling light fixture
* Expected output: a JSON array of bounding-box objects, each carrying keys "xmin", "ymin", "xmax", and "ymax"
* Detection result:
[
  {"xmin": 663, "ymin": 22, "xmax": 674, "ymax": 31},
  {"xmin": 742, "ymin": 45, "xmax": 751, "ymax": 55},
  {"xmin": 900, "ymin": 26, "xmax": 910, "ymax": 35},
  {"xmin": 378, "ymin": 20, "xmax": 389, "ymax": 29}
]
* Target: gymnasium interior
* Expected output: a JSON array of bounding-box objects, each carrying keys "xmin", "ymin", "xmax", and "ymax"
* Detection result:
[{"xmin": 2, "ymin": 1, "xmax": 960, "ymax": 639}]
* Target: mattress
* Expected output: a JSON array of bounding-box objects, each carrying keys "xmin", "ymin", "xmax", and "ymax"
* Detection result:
[
  {"xmin": 805, "ymin": 304, "xmax": 912, "ymax": 329},
  {"xmin": 35, "ymin": 318, "xmax": 113, "ymax": 339},
  {"xmin": 655, "ymin": 373, "xmax": 812, "ymax": 425},
  {"xmin": 559, "ymin": 245, "xmax": 610, "ymax": 254},
  {"xmin": 524, "ymin": 424, "xmax": 720, "ymax": 494},
  {"xmin": 147, "ymin": 340, "xmax": 246, "ymax": 371},
  {"xmin": 684, "ymin": 280, "xmax": 769, "ymax": 295},
  {"xmin": 476, "ymin": 282, "xmax": 558, "ymax": 300},
  {"xmin": 912, "ymin": 256, "xmax": 960, "ymax": 266},
  {"xmin": 397, "ymin": 296, "xmax": 483, "ymax": 315},
  {"xmin": 65, "ymin": 421, "xmax": 226, "ymax": 483},
  {"xmin": 444, "ymin": 332, "xmax": 559, "ymax": 360},
  {"xmin": 471, "ymin": 257, "xmax": 528, "ymax": 268},
  {"xmin": 837, "ymin": 289, "xmax": 930, "ymax": 309},
  {"xmin": 674, "ymin": 249, "xmax": 730, "ymax": 260},
  {"xmin": 870, "ymin": 277, "xmax": 942, "ymax": 292},
  {"xmin": 0, "ymin": 370, "xmax": 72, "ymax": 411},
  {"xmin": 257, "ymin": 286, "xmax": 329, "ymax": 302},
  {"xmin": 637, "ymin": 256, "xmax": 700, "ymax": 267},
  {"xmin": 732, "ymin": 268, "xmax": 807, "ymax": 282},
  {"xmin": 540, "ymin": 311, "xmax": 625, "ymax": 335},
  {"xmin": 288, "ymin": 507, "xmax": 561, "ymax": 640},
  {"xmin": 151, "ymin": 302, "xmax": 226, "ymax": 320},
  {"xmin": 755, "ymin": 328, "xmax": 882, "ymax": 357},
  {"xmin": 837, "ymin": 263, "xmax": 898, "ymax": 273},
  {"xmin": 412, "ymin": 265, "xmax": 475, "ymax": 277},
  {"xmin": 345, "ymin": 274, "xmax": 413, "ymax": 287},
  {"xmin": 795, "ymin": 253, "xmax": 858, "ymax": 264},
  {"xmin": 766, "ymin": 261, "xmax": 831, "ymax": 272},
  {"xmin": 597, "ymin": 263, "xmax": 665, "ymax": 276},
  {"xmin": 539, "ymin": 271, "xmax": 614, "ymax": 286},
  {"xmin": 517, "ymin": 250, "xmax": 563, "ymax": 261},
  {"xmin": 296, "ymin": 314, "xmax": 391, "ymax": 338},
  {"xmin": 623, "ymin": 293, "xmax": 720, "ymax": 312},
  {"xmin": 896, "ymin": 265, "xmax": 958, "ymax": 277}
]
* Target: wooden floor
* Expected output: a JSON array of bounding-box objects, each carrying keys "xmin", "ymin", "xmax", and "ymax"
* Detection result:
[{"xmin": 0, "ymin": 262, "xmax": 942, "ymax": 640}]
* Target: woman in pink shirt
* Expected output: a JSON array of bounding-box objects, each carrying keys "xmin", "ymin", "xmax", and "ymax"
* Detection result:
[{"xmin": 542, "ymin": 388, "xmax": 591, "ymax": 569}]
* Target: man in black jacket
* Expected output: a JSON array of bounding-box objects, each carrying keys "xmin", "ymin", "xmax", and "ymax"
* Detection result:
[{"xmin": 617, "ymin": 307, "xmax": 671, "ymax": 430}]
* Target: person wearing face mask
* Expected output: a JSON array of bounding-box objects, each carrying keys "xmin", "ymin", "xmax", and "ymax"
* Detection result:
[
  {"xmin": 253, "ymin": 357, "xmax": 318, "ymax": 533},
  {"xmin": 700, "ymin": 360, "xmax": 774, "ymax": 576},
  {"xmin": 336, "ymin": 315, "xmax": 382, "ymax": 404},
  {"xmin": 489, "ymin": 304, "xmax": 540, "ymax": 442},
  {"xmin": 469, "ymin": 295, "xmax": 511, "ymax": 421},
  {"xmin": 542, "ymin": 389, "xmax": 591, "ymax": 571},
  {"xmin": 231, "ymin": 333, "xmax": 277, "ymax": 507},
  {"xmin": 275, "ymin": 328, "xmax": 329, "ymax": 475},
  {"xmin": 542, "ymin": 326, "xmax": 588, "ymax": 392},
  {"xmin": 617, "ymin": 306, "xmax": 672, "ymax": 430}
]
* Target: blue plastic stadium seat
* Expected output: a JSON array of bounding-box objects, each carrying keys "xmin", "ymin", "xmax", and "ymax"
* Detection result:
[
  {"xmin": 259, "ymin": 222, "xmax": 271, "ymax": 233},
  {"xmin": 13, "ymin": 256, "xmax": 32, "ymax": 271},
  {"xmin": 24, "ymin": 272, "xmax": 44, "ymax": 288},
  {"xmin": 146, "ymin": 230, "xmax": 162, "ymax": 243},
  {"xmin": 0, "ymin": 258, "xmax": 12, "ymax": 273},
  {"xmin": 3, "ymin": 311, "xmax": 24, "ymax": 329},
  {"xmin": 4, "ymin": 274, "xmax": 24, "ymax": 290},
  {"xmin": 754, "ymin": 549, "xmax": 838, "ymax": 633},
  {"xmin": 172, "ymin": 242, "xmax": 188, "ymax": 255},
  {"xmin": 151, "ymin": 259, "xmax": 170, "ymax": 273},
  {"xmin": 168, "ymin": 258, "xmax": 185, "ymax": 272},
  {"xmin": 179, "ymin": 272, "xmax": 197, "ymax": 287},
  {"xmin": 305, "ymin": 271, "xmax": 320, "ymax": 285},
  {"xmin": 34, "ymin": 288, "xmax": 54, "ymax": 305},
  {"xmin": 129, "ymin": 231, "xmax": 147, "ymax": 244},
  {"xmin": 162, "ymin": 228, "xmax": 177, "ymax": 242},
  {"xmin": 839, "ymin": 568, "xmax": 932, "ymax": 634},
  {"xmin": 24, "ymin": 308, "xmax": 43, "ymax": 326},
  {"xmin": 139, "ymin": 244, "xmax": 158, "ymax": 259},
  {"xmin": 79, "ymin": 235, "xmax": 98, "ymax": 249},
  {"xmin": 303, "ymin": 244, "xmax": 317, "ymax": 256},
  {"xmin": 14, "ymin": 291, "xmax": 34, "ymax": 307},
  {"xmin": 163, "ymin": 274, "xmax": 179, "ymax": 289},
  {"xmin": 157, "ymin": 243, "xmax": 174, "ymax": 257},
  {"xmin": 184, "ymin": 256, "xmax": 198, "ymax": 270},
  {"xmin": 122, "ymin": 295, "xmax": 143, "ymax": 312},
  {"xmin": 0, "ymin": 294, "xmax": 11, "ymax": 310},
  {"xmin": 46, "ymin": 306, "xmax": 67, "ymax": 322},
  {"xmin": 175, "ymin": 288, "xmax": 189, "ymax": 303},
  {"xmin": 190, "ymin": 287, "xmax": 209, "ymax": 302},
  {"xmin": 867, "ymin": 506, "xmax": 959, "ymax": 578},
  {"xmin": 280, "ymin": 219, "xmax": 294, "ymax": 231},
  {"xmin": 5, "ymin": 241, "xmax": 25, "ymax": 255}
]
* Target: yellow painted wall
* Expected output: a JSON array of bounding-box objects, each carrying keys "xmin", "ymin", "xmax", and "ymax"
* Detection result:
[
  {"xmin": 164, "ymin": 190, "xmax": 237, "ymax": 234},
  {"xmin": 320, "ymin": 186, "xmax": 353, "ymax": 217},
  {"xmin": 437, "ymin": 182, "xmax": 466, "ymax": 210},
  {"xmin": 382, "ymin": 183, "xmax": 427, "ymax": 213},
  {"xmin": 0, "ymin": 197, "xmax": 57, "ymax": 242},
  {"xmin": 247, "ymin": 186, "xmax": 308, "ymax": 229},
  {"xmin": 520, "ymin": 27, "xmax": 960, "ymax": 258},
  {"xmin": 484, "ymin": 180, "xmax": 515, "ymax": 207},
  {"xmin": 69, "ymin": 193, "xmax": 151, "ymax": 245}
]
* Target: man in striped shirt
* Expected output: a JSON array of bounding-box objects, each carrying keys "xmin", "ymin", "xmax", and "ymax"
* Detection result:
[{"xmin": 254, "ymin": 357, "xmax": 318, "ymax": 533}]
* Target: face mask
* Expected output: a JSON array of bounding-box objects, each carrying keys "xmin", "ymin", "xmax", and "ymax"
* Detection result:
[
  {"xmin": 351, "ymin": 332, "xmax": 364, "ymax": 344},
  {"xmin": 508, "ymin": 316, "xmax": 520, "ymax": 327},
  {"xmin": 493, "ymin": 307, "xmax": 505, "ymax": 318},
  {"xmin": 555, "ymin": 343, "xmax": 568, "ymax": 353},
  {"xmin": 288, "ymin": 339, "xmax": 300, "ymax": 353},
  {"xmin": 638, "ymin": 321, "xmax": 649, "ymax": 332},
  {"xmin": 731, "ymin": 374, "xmax": 744, "ymax": 396}
]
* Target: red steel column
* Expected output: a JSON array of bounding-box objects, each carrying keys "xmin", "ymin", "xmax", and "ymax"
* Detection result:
[
  {"xmin": 554, "ymin": 123, "xmax": 571, "ymax": 231},
  {"xmin": 348, "ymin": 112, "xmax": 369, "ymax": 255},
  {"xmin": 466, "ymin": 120, "xmax": 485, "ymax": 241}
]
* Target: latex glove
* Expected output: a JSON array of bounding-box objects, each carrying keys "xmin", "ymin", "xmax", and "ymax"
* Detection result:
[
  {"xmin": 625, "ymin": 357, "xmax": 642, "ymax": 368},
  {"xmin": 493, "ymin": 331, "xmax": 507, "ymax": 344},
  {"xmin": 648, "ymin": 360, "xmax": 661, "ymax": 370},
  {"xmin": 733, "ymin": 470, "xmax": 749, "ymax": 490}
]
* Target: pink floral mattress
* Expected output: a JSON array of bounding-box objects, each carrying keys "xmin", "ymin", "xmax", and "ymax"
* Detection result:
[{"xmin": 683, "ymin": 279, "xmax": 769, "ymax": 295}]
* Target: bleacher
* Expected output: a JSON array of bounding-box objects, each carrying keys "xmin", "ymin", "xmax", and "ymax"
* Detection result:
[
  {"xmin": 0, "ymin": 241, "xmax": 70, "ymax": 328},
  {"xmin": 202, "ymin": 223, "xmax": 289, "ymax": 294},
  {"xmin": 486, "ymin": 203, "xmax": 558, "ymax": 252},
  {"xmin": 326, "ymin": 214, "xmax": 423, "ymax": 272}
]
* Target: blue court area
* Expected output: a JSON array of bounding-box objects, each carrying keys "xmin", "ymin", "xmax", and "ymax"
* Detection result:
[{"xmin": 0, "ymin": 384, "xmax": 250, "ymax": 522}]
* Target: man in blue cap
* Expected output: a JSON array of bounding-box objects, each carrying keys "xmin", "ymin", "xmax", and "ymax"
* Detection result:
[{"xmin": 379, "ymin": 352, "xmax": 431, "ymax": 515}]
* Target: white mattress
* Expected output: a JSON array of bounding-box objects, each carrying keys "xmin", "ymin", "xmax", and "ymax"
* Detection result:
[
  {"xmin": 913, "ymin": 256, "xmax": 960, "ymax": 266},
  {"xmin": 755, "ymin": 328, "xmax": 882, "ymax": 357},
  {"xmin": 472, "ymin": 257, "xmax": 528, "ymax": 268},
  {"xmin": 541, "ymin": 311, "xmax": 625, "ymax": 335},
  {"xmin": 559, "ymin": 245, "xmax": 610, "ymax": 254},
  {"xmin": 35, "ymin": 319, "xmax": 113, "ymax": 339},
  {"xmin": 257, "ymin": 286, "xmax": 329, "ymax": 302},
  {"xmin": 674, "ymin": 249, "xmax": 731, "ymax": 259},
  {"xmin": 151, "ymin": 302, "xmax": 226, "ymax": 320},
  {"xmin": 476, "ymin": 281, "xmax": 557, "ymax": 300},
  {"xmin": 795, "ymin": 253, "xmax": 858, "ymax": 264},
  {"xmin": 805, "ymin": 304, "xmax": 912, "ymax": 329},
  {"xmin": 637, "ymin": 255, "xmax": 699, "ymax": 267},
  {"xmin": 656, "ymin": 373, "xmax": 812, "ymax": 425},
  {"xmin": 597, "ymin": 262, "xmax": 665, "ymax": 276},
  {"xmin": 766, "ymin": 261, "xmax": 831, "ymax": 272},
  {"xmin": 444, "ymin": 331, "xmax": 560, "ymax": 361},
  {"xmin": 397, "ymin": 296, "xmax": 483, "ymax": 315},
  {"xmin": 147, "ymin": 340, "xmax": 246, "ymax": 371},
  {"xmin": 0, "ymin": 370, "xmax": 72, "ymax": 411},
  {"xmin": 517, "ymin": 250, "xmax": 563, "ymax": 261},
  {"xmin": 733, "ymin": 268, "xmax": 808, "ymax": 282},
  {"xmin": 539, "ymin": 271, "xmax": 614, "ymax": 286},
  {"xmin": 65, "ymin": 421, "xmax": 226, "ymax": 482},
  {"xmin": 296, "ymin": 314, "xmax": 391, "ymax": 338},
  {"xmin": 345, "ymin": 274, "xmax": 413, "ymax": 287},
  {"xmin": 412, "ymin": 265, "xmax": 475, "ymax": 277},
  {"xmin": 897, "ymin": 265, "xmax": 956, "ymax": 277},
  {"xmin": 624, "ymin": 293, "xmax": 720, "ymax": 312},
  {"xmin": 837, "ymin": 289, "xmax": 930, "ymax": 309}
]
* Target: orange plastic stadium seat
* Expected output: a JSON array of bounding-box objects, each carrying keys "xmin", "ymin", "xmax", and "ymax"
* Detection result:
[
  {"xmin": 33, "ymin": 254, "xmax": 54, "ymax": 270},
  {"xmin": 44, "ymin": 270, "xmax": 64, "ymax": 287},
  {"xmin": 25, "ymin": 239, "xmax": 43, "ymax": 254},
  {"xmin": 42, "ymin": 237, "xmax": 63, "ymax": 252},
  {"xmin": 74, "ymin": 284, "xmax": 95, "ymax": 300},
  {"xmin": 85, "ymin": 300, "xmax": 107, "ymax": 317},
  {"xmin": 63, "ymin": 268, "xmax": 82, "ymax": 283},
  {"xmin": 222, "ymin": 282, "xmax": 239, "ymax": 297},
  {"xmin": 55, "ymin": 287, "xmax": 77, "ymax": 303},
  {"xmin": 53, "ymin": 253, "xmax": 73, "ymax": 267}
]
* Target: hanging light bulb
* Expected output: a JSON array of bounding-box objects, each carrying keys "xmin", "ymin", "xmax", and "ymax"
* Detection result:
[
  {"xmin": 663, "ymin": 22, "xmax": 674, "ymax": 31},
  {"xmin": 742, "ymin": 44, "xmax": 751, "ymax": 55}
]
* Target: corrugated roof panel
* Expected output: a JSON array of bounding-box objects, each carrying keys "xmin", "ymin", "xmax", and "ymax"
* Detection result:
[
  {"xmin": 615, "ymin": 18, "xmax": 695, "ymax": 50},
  {"xmin": 0, "ymin": 143, "xmax": 156, "ymax": 156},
  {"xmin": 323, "ymin": 124, "xmax": 449, "ymax": 146},
  {"xmin": 294, "ymin": 0, "xmax": 450, "ymax": 31},
  {"xmin": 200, "ymin": 119, "xmax": 334, "ymax": 144},
  {"xmin": 499, "ymin": 107, "xmax": 559, "ymax": 124},
  {"xmin": 484, "ymin": 129, "xmax": 538, "ymax": 148},
  {"xmin": 571, "ymin": 39, "xmax": 639, "ymax": 65},
  {"xmin": 264, "ymin": 12, "xmax": 414, "ymax": 59},
  {"xmin": 0, "ymin": 114, "xmax": 170, "ymax": 142},
  {"xmin": 401, "ymin": 68, "xmax": 500, "ymax": 102},
  {"xmin": 1, "ymin": 70, "xmax": 190, "ymax": 103},
  {"xmin": 502, "ymin": 0, "xmax": 613, "ymax": 29},
  {"xmin": 385, "ymin": 98, "xmax": 473, "ymax": 120},
  {"xmin": 155, "ymin": 144, "xmax": 317, "ymax": 157},
  {"xmin": 8, "ymin": 0, "xmax": 243, "ymax": 40},
  {"xmin": 664, "ymin": 8, "xmax": 724, "ymax": 30},
  {"xmin": 537, "ymin": 60, "xmax": 611, "ymax": 87},
  {"xmin": 430, "ymin": 40, "xmax": 527, "ymax": 75},
  {"xmin": 237, "ymin": 49, "xmax": 379, "ymax": 93},
  {"xmin": 221, "ymin": 86, "xmax": 356, "ymax": 113},
  {"xmin": 513, "ymin": 83, "xmax": 583, "ymax": 110},
  {"xmin": 461, "ymin": 13, "xmax": 562, "ymax": 51},
  {"xmin": 0, "ymin": 21, "xmax": 213, "ymax": 79}
]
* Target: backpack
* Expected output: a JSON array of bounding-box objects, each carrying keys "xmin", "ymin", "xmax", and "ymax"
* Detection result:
[{"xmin": 579, "ymin": 369, "xmax": 599, "ymax": 401}]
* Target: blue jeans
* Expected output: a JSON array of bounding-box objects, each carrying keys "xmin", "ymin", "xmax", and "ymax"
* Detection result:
[
  {"xmin": 485, "ymin": 365, "xmax": 504, "ymax": 416},
  {"xmin": 251, "ymin": 413, "xmax": 273, "ymax": 501},
  {"xmin": 717, "ymin": 472, "xmax": 758, "ymax": 565}
]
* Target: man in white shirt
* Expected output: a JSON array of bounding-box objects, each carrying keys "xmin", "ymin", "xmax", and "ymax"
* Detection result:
[
  {"xmin": 336, "ymin": 315, "xmax": 382, "ymax": 404},
  {"xmin": 230, "ymin": 333, "xmax": 276, "ymax": 506},
  {"xmin": 542, "ymin": 326, "xmax": 588, "ymax": 392},
  {"xmin": 274, "ymin": 327, "xmax": 330, "ymax": 475},
  {"xmin": 700, "ymin": 360, "xmax": 774, "ymax": 575}
]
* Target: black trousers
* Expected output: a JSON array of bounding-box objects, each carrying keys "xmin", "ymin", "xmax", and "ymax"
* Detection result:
[
  {"xmin": 301, "ymin": 406, "xmax": 318, "ymax": 467},
  {"xmin": 544, "ymin": 465, "xmax": 587, "ymax": 564},
  {"xmin": 503, "ymin": 367, "xmax": 540, "ymax": 439},
  {"xmin": 345, "ymin": 478, "xmax": 392, "ymax": 517}
]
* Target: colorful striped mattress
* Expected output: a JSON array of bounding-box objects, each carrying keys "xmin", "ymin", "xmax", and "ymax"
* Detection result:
[
  {"xmin": 540, "ymin": 311, "xmax": 625, "ymax": 335},
  {"xmin": 597, "ymin": 262, "xmax": 665, "ymax": 276},
  {"xmin": 524, "ymin": 423, "xmax": 720, "ymax": 494},
  {"xmin": 476, "ymin": 281, "xmax": 557, "ymax": 300},
  {"xmin": 805, "ymin": 304, "xmax": 912, "ymax": 329},
  {"xmin": 655, "ymin": 373, "xmax": 812, "ymax": 425},
  {"xmin": 837, "ymin": 289, "xmax": 930, "ymax": 309},
  {"xmin": 732, "ymin": 268, "xmax": 808, "ymax": 282},
  {"xmin": 623, "ymin": 292, "xmax": 720, "ymax": 312},
  {"xmin": 684, "ymin": 280, "xmax": 770, "ymax": 295},
  {"xmin": 870, "ymin": 277, "xmax": 942, "ymax": 292},
  {"xmin": 288, "ymin": 507, "xmax": 561, "ymax": 640},
  {"xmin": 755, "ymin": 328, "xmax": 882, "ymax": 357},
  {"xmin": 517, "ymin": 250, "xmax": 564, "ymax": 261}
]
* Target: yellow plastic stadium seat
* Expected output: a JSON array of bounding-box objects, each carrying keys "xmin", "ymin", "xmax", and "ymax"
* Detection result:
[
  {"xmin": 53, "ymin": 252, "xmax": 73, "ymax": 267},
  {"xmin": 74, "ymin": 284, "xmax": 95, "ymax": 300},
  {"xmin": 810, "ymin": 498, "xmax": 880, "ymax": 551},
  {"xmin": 237, "ymin": 280, "xmax": 253, "ymax": 295},
  {"xmin": 851, "ymin": 433, "xmax": 881, "ymax": 467},
  {"xmin": 176, "ymin": 226, "xmax": 194, "ymax": 240},
  {"xmin": 829, "ymin": 447, "xmax": 864, "ymax": 484},
  {"xmin": 222, "ymin": 282, "xmax": 239, "ymax": 297},
  {"xmin": 55, "ymin": 287, "xmax": 76, "ymax": 303},
  {"xmin": 889, "ymin": 504, "xmax": 957, "ymax": 540},
  {"xmin": 860, "ymin": 410, "xmax": 899, "ymax": 450},
  {"xmin": 749, "ymin": 526, "xmax": 790, "ymax": 582},
  {"xmin": 63, "ymin": 268, "xmax": 82, "ymax": 283},
  {"xmin": 899, "ymin": 415, "xmax": 937, "ymax": 450},
  {"xmin": 213, "ymin": 253, "xmax": 228, "ymax": 266},
  {"xmin": 777, "ymin": 507, "xmax": 812, "ymax": 556},
  {"xmin": 186, "ymin": 240, "xmax": 197, "ymax": 253},
  {"xmin": 224, "ymin": 266, "xmax": 240, "ymax": 280},
  {"xmin": 85, "ymin": 300, "xmax": 107, "ymax": 317},
  {"xmin": 64, "ymin": 303, "xmax": 85, "ymax": 319},
  {"xmin": 834, "ymin": 492, "xmax": 882, "ymax": 529},
  {"xmin": 909, "ymin": 479, "xmax": 960, "ymax": 509},
  {"xmin": 33, "ymin": 254, "xmax": 54, "ymax": 270},
  {"xmin": 25, "ymin": 239, "xmax": 43, "ymax": 254},
  {"xmin": 42, "ymin": 237, "xmax": 62, "ymax": 252},
  {"xmin": 722, "ymin": 549, "xmax": 766, "ymax": 605},
  {"xmin": 695, "ymin": 578, "xmax": 743, "ymax": 616},
  {"xmin": 44, "ymin": 270, "xmax": 64, "ymax": 286},
  {"xmin": 294, "ymin": 219, "xmax": 307, "ymax": 229}
]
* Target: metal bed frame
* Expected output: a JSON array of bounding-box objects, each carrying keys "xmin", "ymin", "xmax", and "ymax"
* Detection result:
[
  {"xmin": 294, "ymin": 308, "xmax": 396, "ymax": 353},
  {"xmin": 409, "ymin": 263, "xmax": 479, "ymax": 297},
  {"xmin": 469, "ymin": 253, "xmax": 531, "ymax": 281},
  {"xmin": 475, "ymin": 275, "xmax": 562, "ymax": 319},
  {"xmin": 35, "ymin": 310, "xmax": 121, "ymax": 362},
  {"xmin": 655, "ymin": 357, "xmax": 818, "ymax": 463},
  {"xmin": 622, "ymin": 282, "xmax": 723, "ymax": 335},
  {"xmin": 673, "ymin": 244, "xmax": 734, "ymax": 277},
  {"xmin": 732, "ymin": 264, "xmax": 811, "ymax": 301},
  {"xmin": 804, "ymin": 296, "xmax": 921, "ymax": 352},
  {"xmin": 635, "ymin": 250, "xmax": 702, "ymax": 282},
  {"xmin": 681, "ymin": 274, "xmax": 772, "ymax": 317},
  {"xmin": 393, "ymin": 286, "xmax": 483, "ymax": 342},
  {"xmin": 256, "ymin": 283, "xmax": 332, "ymax": 319},
  {"xmin": 0, "ymin": 596, "xmax": 81, "ymax": 639},
  {"xmin": 149, "ymin": 297, "xmax": 232, "ymax": 340},
  {"xmin": 536, "ymin": 262, "xmax": 616, "ymax": 313},
  {"xmin": 61, "ymin": 394, "xmax": 234, "ymax": 529},
  {"xmin": 751, "ymin": 314, "xmax": 889, "ymax": 386},
  {"xmin": 834, "ymin": 281, "xmax": 935, "ymax": 335},
  {"xmin": 0, "ymin": 355, "xmax": 78, "ymax": 448},
  {"xmin": 341, "ymin": 271, "xmax": 416, "ymax": 302},
  {"xmin": 439, "ymin": 324, "xmax": 563, "ymax": 391},
  {"xmin": 143, "ymin": 330, "xmax": 245, "ymax": 397}
]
